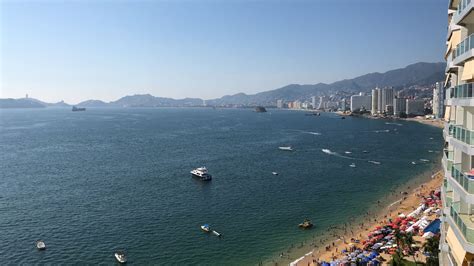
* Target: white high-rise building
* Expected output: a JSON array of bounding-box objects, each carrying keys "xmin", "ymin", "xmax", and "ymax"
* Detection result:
[
  {"xmin": 277, "ymin": 100, "xmax": 283, "ymax": 109},
  {"xmin": 350, "ymin": 93, "xmax": 372, "ymax": 112},
  {"xmin": 371, "ymin": 88, "xmax": 379, "ymax": 115},
  {"xmin": 433, "ymin": 82, "xmax": 445, "ymax": 119},
  {"xmin": 381, "ymin": 88, "xmax": 395, "ymax": 115},
  {"xmin": 440, "ymin": 2, "xmax": 474, "ymax": 265},
  {"xmin": 311, "ymin": 96, "xmax": 317, "ymax": 109}
]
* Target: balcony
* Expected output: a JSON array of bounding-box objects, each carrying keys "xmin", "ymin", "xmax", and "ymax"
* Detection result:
[
  {"xmin": 455, "ymin": 0, "xmax": 474, "ymax": 25},
  {"xmin": 453, "ymin": 33, "xmax": 474, "ymax": 64},
  {"xmin": 451, "ymin": 124, "xmax": 474, "ymax": 145},
  {"xmin": 452, "ymin": 83, "xmax": 474, "ymax": 98},
  {"xmin": 443, "ymin": 149, "xmax": 455, "ymax": 171},
  {"xmin": 451, "ymin": 163, "xmax": 474, "ymax": 193},
  {"xmin": 450, "ymin": 201, "xmax": 474, "ymax": 243}
]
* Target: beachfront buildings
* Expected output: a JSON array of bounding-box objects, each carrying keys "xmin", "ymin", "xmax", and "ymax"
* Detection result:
[
  {"xmin": 350, "ymin": 93, "xmax": 372, "ymax": 112},
  {"xmin": 434, "ymin": 82, "xmax": 445, "ymax": 119},
  {"xmin": 406, "ymin": 99, "xmax": 425, "ymax": 116},
  {"xmin": 440, "ymin": 1, "xmax": 474, "ymax": 265},
  {"xmin": 371, "ymin": 88, "xmax": 379, "ymax": 115},
  {"xmin": 393, "ymin": 96, "xmax": 408, "ymax": 116}
]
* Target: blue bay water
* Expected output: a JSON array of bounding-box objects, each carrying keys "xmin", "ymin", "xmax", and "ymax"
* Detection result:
[{"xmin": 0, "ymin": 108, "xmax": 442, "ymax": 264}]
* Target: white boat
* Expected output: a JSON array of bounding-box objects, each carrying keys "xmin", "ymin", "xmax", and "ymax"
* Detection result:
[
  {"xmin": 344, "ymin": 151, "xmax": 352, "ymax": 154},
  {"xmin": 411, "ymin": 161, "xmax": 417, "ymax": 165},
  {"xmin": 278, "ymin": 146, "xmax": 293, "ymax": 151},
  {"xmin": 272, "ymin": 172, "xmax": 278, "ymax": 175},
  {"xmin": 36, "ymin": 240, "xmax": 46, "ymax": 250},
  {"xmin": 191, "ymin": 167, "xmax": 212, "ymax": 181},
  {"xmin": 201, "ymin": 224, "xmax": 211, "ymax": 232},
  {"xmin": 212, "ymin": 230, "xmax": 222, "ymax": 237},
  {"xmin": 115, "ymin": 251, "xmax": 127, "ymax": 264},
  {"xmin": 349, "ymin": 163, "xmax": 356, "ymax": 168},
  {"xmin": 420, "ymin": 159, "xmax": 430, "ymax": 162}
]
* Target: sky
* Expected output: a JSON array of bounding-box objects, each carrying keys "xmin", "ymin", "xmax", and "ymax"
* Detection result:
[{"xmin": 1, "ymin": 0, "xmax": 447, "ymax": 104}]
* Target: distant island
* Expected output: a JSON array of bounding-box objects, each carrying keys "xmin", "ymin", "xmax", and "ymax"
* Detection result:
[{"xmin": 0, "ymin": 62, "xmax": 444, "ymax": 109}]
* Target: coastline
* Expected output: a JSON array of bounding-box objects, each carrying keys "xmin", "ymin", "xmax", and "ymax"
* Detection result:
[
  {"xmin": 263, "ymin": 161, "xmax": 442, "ymax": 266},
  {"xmin": 289, "ymin": 166, "xmax": 443, "ymax": 266},
  {"xmin": 333, "ymin": 111, "xmax": 444, "ymax": 129}
]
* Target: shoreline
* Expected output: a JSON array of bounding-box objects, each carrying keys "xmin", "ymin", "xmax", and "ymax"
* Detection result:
[
  {"xmin": 262, "ymin": 161, "xmax": 442, "ymax": 266},
  {"xmin": 290, "ymin": 167, "xmax": 443, "ymax": 266},
  {"xmin": 334, "ymin": 111, "xmax": 444, "ymax": 129}
]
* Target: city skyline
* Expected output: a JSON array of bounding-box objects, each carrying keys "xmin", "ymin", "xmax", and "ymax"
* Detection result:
[{"xmin": 1, "ymin": 0, "xmax": 447, "ymax": 103}]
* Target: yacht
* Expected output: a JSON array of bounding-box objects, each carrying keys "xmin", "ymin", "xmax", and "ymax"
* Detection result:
[
  {"xmin": 191, "ymin": 167, "xmax": 212, "ymax": 181},
  {"xmin": 115, "ymin": 251, "xmax": 127, "ymax": 264},
  {"xmin": 201, "ymin": 224, "xmax": 211, "ymax": 232},
  {"xmin": 36, "ymin": 240, "xmax": 46, "ymax": 250},
  {"xmin": 278, "ymin": 146, "xmax": 293, "ymax": 151}
]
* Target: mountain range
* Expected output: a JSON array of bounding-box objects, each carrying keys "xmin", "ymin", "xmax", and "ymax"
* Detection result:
[{"xmin": 0, "ymin": 62, "xmax": 445, "ymax": 108}]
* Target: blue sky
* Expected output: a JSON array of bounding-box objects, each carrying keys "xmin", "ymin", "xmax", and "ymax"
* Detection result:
[{"xmin": 1, "ymin": 0, "xmax": 447, "ymax": 103}]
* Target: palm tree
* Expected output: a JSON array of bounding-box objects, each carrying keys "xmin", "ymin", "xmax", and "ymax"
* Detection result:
[
  {"xmin": 391, "ymin": 229, "xmax": 406, "ymax": 265},
  {"xmin": 423, "ymin": 235, "xmax": 440, "ymax": 266},
  {"xmin": 403, "ymin": 232, "xmax": 420, "ymax": 265}
]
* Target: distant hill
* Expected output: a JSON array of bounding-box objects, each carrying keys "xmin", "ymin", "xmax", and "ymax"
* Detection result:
[
  {"xmin": 0, "ymin": 62, "xmax": 445, "ymax": 108},
  {"xmin": 109, "ymin": 94, "xmax": 203, "ymax": 107},
  {"xmin": 77, "ymin": 99, "xmax": 108, "ymax": 107},
  {"xmin": 206, "ymin": 62, "xmax": 445, "ymax": 105},
  {"xmin": 0, "ymin": 98, "xmax": 46, "ymax": 108}
]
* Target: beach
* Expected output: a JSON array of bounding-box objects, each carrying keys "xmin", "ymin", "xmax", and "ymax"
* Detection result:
[{"xmin": 290, "ymin": 169, "xmax": 443, "ymax": 266}]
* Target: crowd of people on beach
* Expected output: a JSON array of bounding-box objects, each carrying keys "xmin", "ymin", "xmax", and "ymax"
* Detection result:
[{"xmin": 310, "ymin": 188, "xmax": 442, "ymax": 266}]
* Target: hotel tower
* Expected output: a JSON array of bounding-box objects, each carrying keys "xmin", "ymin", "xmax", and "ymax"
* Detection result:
[{"xmin": 441, "ymin": 1, "xmax": 474, "ymax": 265}]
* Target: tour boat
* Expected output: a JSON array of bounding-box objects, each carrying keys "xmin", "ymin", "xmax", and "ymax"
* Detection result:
[
  {"xmin": 278, "ymin": 146, "xmax": 293, "ymax": 151},
  {"xmin": 36, "ymin": 240, "xmax": 46, "ymax": 250},
  {"xmin": 191, "ymin": 167, "xmax": 212, "ymax": 181},
  {"xmin": 114, "ymin": 251, "xmax": 127, "ymax": 264}
]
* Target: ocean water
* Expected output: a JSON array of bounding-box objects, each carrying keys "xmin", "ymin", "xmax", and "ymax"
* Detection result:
[{"xmin": 0, "ymin": 108, "xmax": 442, "ymax": 265}]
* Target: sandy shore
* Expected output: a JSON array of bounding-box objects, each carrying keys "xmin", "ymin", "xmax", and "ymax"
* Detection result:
[
  {"xmin": 405, "ymin": 117, "xmax": 444, "ymax": 129},
  {"xmin": 291, "ymin": 170, "xmax": 443, "ymax": 266}
]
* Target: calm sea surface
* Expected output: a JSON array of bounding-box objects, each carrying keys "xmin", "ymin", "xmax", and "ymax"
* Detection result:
[{"xmin": 0, "ymin": 108, "xmax": 442, "ymax": 265}]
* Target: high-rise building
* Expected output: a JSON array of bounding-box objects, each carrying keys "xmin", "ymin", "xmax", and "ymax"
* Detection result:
[
  {"xmin": 371, "ymin": 88, "xmax": 379, "ymax": 115},
  {"xmin": 405, "ymin": 99, "xmax": 425, "ymax": 116},
  {"xmin": 439, "ymin": 3, "xmax": 474, "ymax": 265},
  {"xmin": 350, "ymin": 93, "xmax": 372, "ymax": 112},
  {"xmin": 380, "ymin": 88, "xmax": 395, "ymax": 115},
  {"xmin": 393, "ymin": 97, "xmax": 407, "ymax": 116},
  {"xmin": 317, "ymin": 96, "xmax": 327, "ymax": 110},
  {"xmin": 277, "ymin": 100, "xmax": 283, "ymax": 109},
  {"xmin": 377, "ymin": 87, "xmax": 383, "ymax": 113},
  {"xmin": 311, "ymin": 96, "xmax": 317, "ymax": 109},
  {"xmin": 433, "ymin": 82, "xmax": 445, "ymax": 119}
]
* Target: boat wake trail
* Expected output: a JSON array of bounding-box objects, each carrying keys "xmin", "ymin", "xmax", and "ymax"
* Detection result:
[
  {"xmin": 385, "ymin": 122, "xmax": 403, "ymax": 126},
  {"xmin": 303, "ymin": 131, "xmax": 322, "ymax": 135},
  {"xmin": 322, "ymin": 149, "xmax": 383, "ymax": 164}
]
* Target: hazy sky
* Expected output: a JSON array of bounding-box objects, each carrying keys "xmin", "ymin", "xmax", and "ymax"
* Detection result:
[{"xmin": 1, "ymin": 0, "xmax": 446, "ymax": 104}]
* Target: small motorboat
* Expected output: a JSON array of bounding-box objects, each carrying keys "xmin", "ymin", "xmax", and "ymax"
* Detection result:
[
  {"xmin": 201, "ymin": 224, "xmax": 211, "ymax": 233},
  {"xmin": 298, "ymin": 218, "xmax": 313, "ymax": 229},
  {"xmin": 212, "ymin": 230, "xmax": 222, "ymax": 237},
  {"xmin": 115, "ymin": 251, "xmax": 127, "ymax": 264},
  {"xmin": 278, "ymin": 146, "xmax": 293, "ymax": 151},
  {"xmin": 344, "ymin": 151, "xmax": 352, "ymax": 154},
  {"xmin": 411, "ymin": 161, "xmax": 417, "ymax": 165},
  {"xmin": 272, "ymin": 172, "xmax": 278, "ymax": 175},
  {"xmin": 36, "ymin": 240, "xmax": 46, "ymax": 250},
  {"xmin": 349, "ymin": 163, "xmax": 356, "ymax": 168},
  {"xmin": 362, "ymin": 150, "xmax": 369, "ymax": 153},
  {"xmin": 420, "ymin": 159, "xmax": 430, "ymax": 162}
]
